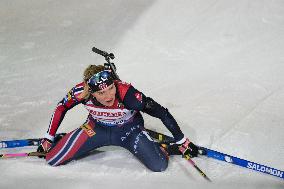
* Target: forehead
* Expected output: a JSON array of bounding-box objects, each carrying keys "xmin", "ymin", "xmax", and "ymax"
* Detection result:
[{"xmin": 95, "ymin": 83, "xmax": 115, "ymax": 93}]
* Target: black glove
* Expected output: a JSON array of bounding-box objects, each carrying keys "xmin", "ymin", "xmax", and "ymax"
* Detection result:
[
  {"xmin": 163, "ymin": 143, "xmax": 181, "ymax": 155},
  {"xmin": 161, "ymin": 138, "xmax": 198, "ymax": 158},
  {"xmin": 178, "ymin": 138, "xmax": 198, "ymax": 158},
  {"xmin": 37, "ymin": 138, "xmax": 53, "ymax": 158}
]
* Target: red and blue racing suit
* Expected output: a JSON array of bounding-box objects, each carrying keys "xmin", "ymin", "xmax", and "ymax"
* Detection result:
[{"xmin": 44, "ymin": 80, "xmax": 185, "ymax": 172}]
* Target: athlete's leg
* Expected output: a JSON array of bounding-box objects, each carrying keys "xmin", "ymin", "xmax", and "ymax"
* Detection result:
[
  {"xmin": 114, "ymin": 124, "xmax": 169, "ymax": 172},
  {"xmin": 46, "ymin": 122, "xmax": 108, "ymax": 166}
]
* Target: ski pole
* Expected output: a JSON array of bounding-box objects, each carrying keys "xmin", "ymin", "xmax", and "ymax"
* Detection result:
[
  {"xmin": 0, "ymin": 151, "xmax": 45, "ymax": 159},
  {"xmin": 146, "ymin": 129, "xmax": 284, "ymax": 180},
  {"xmin": 0, "ymin": 139, "xmax": 40, "ymax": 149},
  {"xmin": 179, "ymin": 143, "xmax": 212, "ymax": 182},
  {"xmin": 183, "ymin": 154, "xmax": 212, "ymax": 182},
  {"xmin": 146, "ymin": 129, "xmax": 211, "ymax": 181},
  {"xmin": 0, "ymin": 133, "xmax": 66, "ymax": 149}
]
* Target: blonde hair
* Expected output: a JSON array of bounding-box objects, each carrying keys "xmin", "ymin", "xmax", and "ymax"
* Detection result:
[
  {"xmin": 83, "ymin": 64, "xmax": 105, "ymax": 81},
  {"xmin": 79, "ymin": 64, "xmax": 105, "ymax": 99}
]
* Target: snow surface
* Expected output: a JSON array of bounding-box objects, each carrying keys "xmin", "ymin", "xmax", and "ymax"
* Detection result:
[{"xmin": 0, "ymin": 0, "xmax": 283, "ymax": 188}]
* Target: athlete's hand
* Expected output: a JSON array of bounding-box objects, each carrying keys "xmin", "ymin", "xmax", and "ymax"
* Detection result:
[
  {"xmin": 37, "ymin": 138, "xmax": 53, "ymax": 158},
  {"xmin": 178, "ymin": 138, "xmax": 198, "ymax": 158}
]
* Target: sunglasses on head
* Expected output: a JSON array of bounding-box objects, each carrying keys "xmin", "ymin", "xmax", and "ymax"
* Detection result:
[{"xmin": 87, "ymin": 70, "xmax": 114, "ymax": 93}]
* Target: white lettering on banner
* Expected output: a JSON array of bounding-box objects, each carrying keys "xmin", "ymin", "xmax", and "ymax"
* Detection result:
[
  {"xmin": 84, "ymin": 105, "xmax": 136, "ymax": 126},
  {"xmin": 247, "ymin": 162, "xmax": 283, "ymax": 178},
  {"xmin": 88, "ymin": 109, "xmax": 126, "ymax": 118}
]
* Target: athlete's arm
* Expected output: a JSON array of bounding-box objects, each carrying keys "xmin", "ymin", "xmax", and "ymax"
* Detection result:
[
  {"xmin": 122, "ymin": 85, "xmax": 184, "ymax": 141},
  {"xmin": 45, "ymin": 83, "xmax": 85, "ymax": 141}
]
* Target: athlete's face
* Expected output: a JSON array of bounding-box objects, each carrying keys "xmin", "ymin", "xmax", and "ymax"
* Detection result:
[{"xmin": 92, "ymin": 83, "xmax": 116, "ymax": 106}]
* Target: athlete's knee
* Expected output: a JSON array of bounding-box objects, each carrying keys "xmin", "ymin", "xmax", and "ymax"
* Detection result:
[{"xmin": 148, "ymin": 158, "xmax": 168, "ymax": 172}]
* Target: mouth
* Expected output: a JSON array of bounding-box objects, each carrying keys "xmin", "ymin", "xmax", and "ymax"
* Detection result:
[
  {"xmin": 104, "ymin": 99, "xmax": 115, "ymax": 107},
  {"xmin": 106, "ymin": 99, "xmax": 114, "ymax": 103}
]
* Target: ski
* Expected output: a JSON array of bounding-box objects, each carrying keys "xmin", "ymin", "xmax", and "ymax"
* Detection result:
[
  {"xmin": 0, "ymin": 139, "xmax": 40, "ymax": 149},
  {"xmin": 0, "ymin": 133, "xmax": 66, "ymax": 149},
  {"xmin": 199, "ymin": 147, "xmax": 284, "ymax": 180},
  {"xmin": 0, "ymin": 151, "xmax": 46, "ymax": 158},
  {"xmin": 146, "ymin": 129, "xmax": 284, "ymax": 180}
]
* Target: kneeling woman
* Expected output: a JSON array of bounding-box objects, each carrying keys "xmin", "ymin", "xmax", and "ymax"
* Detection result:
[{"xmin": 38, "ymin": 65, "xmax": 198, "ymax": 172}]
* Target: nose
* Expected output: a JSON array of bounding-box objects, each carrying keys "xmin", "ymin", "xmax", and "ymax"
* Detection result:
[{"xmin": 104, "ymin": 90, "xmax": 113, "ymax": 100}]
